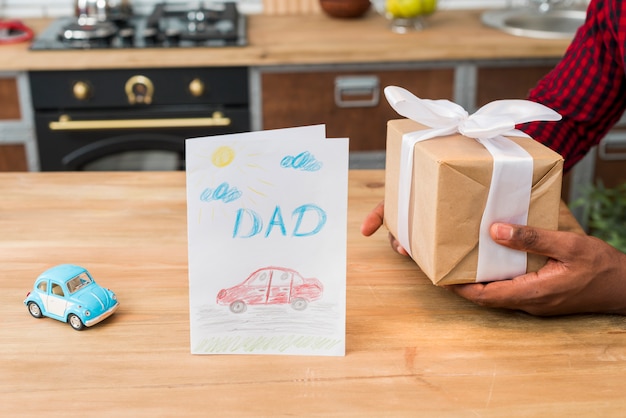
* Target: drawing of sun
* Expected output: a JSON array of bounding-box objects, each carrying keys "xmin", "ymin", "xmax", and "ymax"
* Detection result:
[{"xmin": 212, "ymin": 146, "xmax": 236, "ymax": 168}]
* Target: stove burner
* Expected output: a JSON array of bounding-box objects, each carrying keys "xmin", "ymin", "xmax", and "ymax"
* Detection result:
[
  {"xmin": 30, "ymin": 1, "xmax": 247, "ymax": 50},
  {"xmin": 59, "ymin": 21, "xmax": 117, "ymax": 42},
  {"xmin": 182, "ymin": 17, "xmax": 236, "ymax": 41}
]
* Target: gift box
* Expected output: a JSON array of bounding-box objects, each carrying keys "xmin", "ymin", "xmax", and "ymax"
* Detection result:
[{"xmin": 382, "ymin": 88, "xmax": 564, "ymax": 285}]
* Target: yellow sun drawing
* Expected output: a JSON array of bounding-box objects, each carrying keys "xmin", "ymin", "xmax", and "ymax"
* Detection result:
[{"xmin": 212, "ymin": 145, "xmax": 236, "ymax": 168}]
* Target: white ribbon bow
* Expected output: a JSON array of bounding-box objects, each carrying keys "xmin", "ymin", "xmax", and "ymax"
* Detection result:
[{"xmin": 385, "ymin": 86, "xmax": 561, "ymax": 282}]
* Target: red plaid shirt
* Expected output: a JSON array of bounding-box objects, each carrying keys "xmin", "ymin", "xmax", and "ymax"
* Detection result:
[{"xmin": 519, "ymin": 0, "xmax": 626, "ymax": 172}]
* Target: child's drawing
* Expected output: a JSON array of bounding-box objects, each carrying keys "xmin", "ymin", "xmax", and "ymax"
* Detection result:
[
  {"xmin": 186, "ymin": 125, "xmax": 348, "ymax": 356},
  {"xmin": 216, "ymin": 266, "xmax": 324, "ymax": 313}
]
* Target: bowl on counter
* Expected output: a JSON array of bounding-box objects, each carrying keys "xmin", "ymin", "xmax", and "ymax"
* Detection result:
[{"xmin": 319, "ymin": 0, "xmax": 371, "ymax": 18}]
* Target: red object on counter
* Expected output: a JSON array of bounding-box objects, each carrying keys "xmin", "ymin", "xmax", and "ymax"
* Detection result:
[{"xmin": 0, "ymin": 19, "xmax": 34, "ymax": 44}]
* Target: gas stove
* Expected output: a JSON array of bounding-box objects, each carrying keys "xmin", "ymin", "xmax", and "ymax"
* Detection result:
[{"xmin": 30, "ymin": 1, "xmax": 246, "ymax": 50}]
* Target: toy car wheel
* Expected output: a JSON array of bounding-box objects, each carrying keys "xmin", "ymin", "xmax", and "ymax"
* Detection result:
[
  {"xmin": 291, "ymin": 298, "xmax": 308, "ymax": 311},
  {"xmin": 27, "ymin": 301, "xmax": 43, "ymax": 318},
  {"xmin": 68, "ymin": 314, "xmax": 85, "ymax": 331},
  {"xmin": 229, "ymin": 301, "xmax": 247, "ymax": 314}
]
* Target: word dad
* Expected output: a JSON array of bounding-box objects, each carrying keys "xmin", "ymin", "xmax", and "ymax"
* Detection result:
[{"xmin": 232, "ymin": 204, "xmax": 327, "ymax": 238}]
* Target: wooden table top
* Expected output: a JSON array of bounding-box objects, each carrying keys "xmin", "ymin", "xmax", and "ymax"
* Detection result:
[
  {"xmin": 2, "ymin": 170, "xmax": 625, "ymax": 417},
  {"xmin": 0, "ymin": 10, "xmax": 571, "ymax": 71}
]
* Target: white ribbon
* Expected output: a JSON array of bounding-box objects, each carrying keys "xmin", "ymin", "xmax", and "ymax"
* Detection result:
[{"xmin": 385, "ymin": 86, "xmax": 561, "ymax": 282}]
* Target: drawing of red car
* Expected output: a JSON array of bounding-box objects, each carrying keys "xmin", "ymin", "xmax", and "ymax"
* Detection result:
[{"xmin": 216, "ymin": 266, "xmax": 324, "ymax": 313}]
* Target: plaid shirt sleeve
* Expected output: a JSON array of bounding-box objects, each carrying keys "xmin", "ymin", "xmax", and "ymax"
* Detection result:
[{"xmin": 519, "ymin": 0, "xmax": 626, "ymax": 172}]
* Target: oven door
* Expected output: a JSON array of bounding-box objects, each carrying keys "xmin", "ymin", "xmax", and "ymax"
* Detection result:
[{"xmin": 35, "ymin": 106, "xmax": 250, "ymax": 171}]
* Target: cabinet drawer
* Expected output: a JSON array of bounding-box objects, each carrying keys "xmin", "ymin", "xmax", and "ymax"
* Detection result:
[
  {"xmin": 0, "ymin": 77, "xmax": 20, "ymax": 120},
  {"xmin": 0, "ymin": 144, "xmax": 27, "ymax": 171},
  {"xmin": 261, "ymin": 68, "xmax": 454, "ymax": 151},
  {"xmin": 476, "ymin": 65, "xmax": 555, "ymax": 104}
]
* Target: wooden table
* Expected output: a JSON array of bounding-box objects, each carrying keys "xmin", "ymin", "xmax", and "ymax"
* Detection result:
[{"xmin": 2, "ymin": 170, "xmax": 625, "ymax": 417}]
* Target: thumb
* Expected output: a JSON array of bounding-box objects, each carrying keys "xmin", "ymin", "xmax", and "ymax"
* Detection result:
[{"xmin": 490, "ymin": 222, "xmax": 568, "ymax": 260}]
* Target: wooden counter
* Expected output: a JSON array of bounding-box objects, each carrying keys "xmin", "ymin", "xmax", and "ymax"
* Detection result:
[
  {"xmin": 2, "ymin": 170, "xmax": 626, "ymax": 417},
  {"xmin": 0, "ymin": 10, "xmax": 572, "ymax": 71}
]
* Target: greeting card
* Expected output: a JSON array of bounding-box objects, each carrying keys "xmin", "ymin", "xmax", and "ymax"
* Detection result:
[{"xmin": 186, "ymin": 125, "xmax": 349, "ymax": 356}]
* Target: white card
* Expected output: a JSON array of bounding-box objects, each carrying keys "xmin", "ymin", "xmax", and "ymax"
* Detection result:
[{"xmin": 186, "ymin": 125, "xmax": 349, "ymax": 356}]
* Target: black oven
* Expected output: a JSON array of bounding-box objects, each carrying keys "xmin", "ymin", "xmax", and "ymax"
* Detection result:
[{"xmin": 29, "ymin": 67, "xmax": 250, "ymax": 171}]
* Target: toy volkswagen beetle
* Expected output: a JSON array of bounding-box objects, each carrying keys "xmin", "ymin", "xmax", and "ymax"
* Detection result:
[{"xmin": 24, "ymin": 264, "xmax": 119, "ymax": 331}]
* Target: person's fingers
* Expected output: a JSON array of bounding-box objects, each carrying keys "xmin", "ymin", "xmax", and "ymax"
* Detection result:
[
  {"xmin": 388, "ymin": 233, "xmax": 409, "ymax": 256},
  {"xmin": 360, "ymin": 201, "xmax": 385, "ymax": 236},
  {"xmin": 446, "ymin": 273, "xmax": 546, "ymax": 313},
  {"xmin": 490, "ymin": 223, "xmax": 580, "ymax": 261},
  {"xmin": 360, "ymin": 201, "xmax": 409, "ymax": 256}
]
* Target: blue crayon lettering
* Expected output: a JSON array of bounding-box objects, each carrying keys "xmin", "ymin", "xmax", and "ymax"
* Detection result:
[
  {"xmin": 265, "ymin": 206, "xmax": 287, "ymax": 237},
  {"xmin": 233, "ymin": 208, "xmax": 263, "ymax": 238},
  {"xmin": 231, "ymin": 204, "xmax": 327, "ymax": 238},
  {"xmin": 292, "ymin": 204, "xmax": 327, "ymax": 237}
]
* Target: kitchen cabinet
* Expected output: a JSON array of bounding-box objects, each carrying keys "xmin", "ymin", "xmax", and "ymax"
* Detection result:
[
  {"xmin": 475, "ymin": 63, "xmax": 556, "ymax": 106},
  {"xmin": 0, "ymin": 144, "xmax": 28, "ymax": 171},
  {"xmin": 259, "ymin": 65, "xmax": 455, "ymax": 152},
  {"xmin": 0, "ymin": 74, "xmax": 29, "ymax": 171},
  {"xmin": 0, "ymin": 77, "xmax": 21, "ymax": 120}
]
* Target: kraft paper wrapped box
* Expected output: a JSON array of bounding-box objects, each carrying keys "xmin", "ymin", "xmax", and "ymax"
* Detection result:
[{"xmin": 384, "ymin": 117, "xmax": 564, "ymax": 286}]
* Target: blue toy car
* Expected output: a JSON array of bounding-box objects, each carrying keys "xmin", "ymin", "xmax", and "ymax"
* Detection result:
[{"xmin": 24, "ymin": 264, "xmax": 119, "ymax": 331}]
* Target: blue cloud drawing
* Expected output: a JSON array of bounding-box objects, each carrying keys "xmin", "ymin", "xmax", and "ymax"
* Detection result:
[
  {"xmin": 200, "ymin": 182, "xmax": 242, "ymax": 203},
  {"xmin": 280, "ymin": 151, "xmax": 322, "ymax": 172}
]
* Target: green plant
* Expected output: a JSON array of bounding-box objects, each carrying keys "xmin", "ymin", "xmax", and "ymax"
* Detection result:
[{"xmin": 571, "ymin": 181, "xmax": 626, "ymax": 253}]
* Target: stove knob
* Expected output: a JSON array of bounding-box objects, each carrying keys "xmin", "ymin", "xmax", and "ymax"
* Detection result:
[
  {"xmin": 188, "ymin": 78, "xmax": 205, "ymax": 97},
  {"xmin": 72, "ymin": 81, "xmax": 91, "ymax": 101}
]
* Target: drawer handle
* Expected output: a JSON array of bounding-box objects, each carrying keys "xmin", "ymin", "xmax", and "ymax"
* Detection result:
[
  {"xmin": 334, "ymin": 75, "xmax": 380, "ymax": 108},
  {"xmin": 49, "ymin": 111, "xmax": 232, "ymax": 131}
]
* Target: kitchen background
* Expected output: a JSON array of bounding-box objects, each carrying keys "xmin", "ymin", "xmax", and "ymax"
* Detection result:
[
  {"xmin": 0, "ymin": 0, "xmax": 531, "ymax": 18},
  {"xmin": 0, "ymin": 0, "xmax": 609, "ymax": 231}
]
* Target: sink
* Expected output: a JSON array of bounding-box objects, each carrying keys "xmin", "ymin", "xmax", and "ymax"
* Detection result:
[{"xmin": 481, "ymin": 8, "xmax": 586, "ymax": 39}]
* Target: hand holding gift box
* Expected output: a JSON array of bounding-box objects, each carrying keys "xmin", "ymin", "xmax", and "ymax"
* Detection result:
[{"xmin": 383, "ymin": 86, "xmax": 564, "ymax": 285}]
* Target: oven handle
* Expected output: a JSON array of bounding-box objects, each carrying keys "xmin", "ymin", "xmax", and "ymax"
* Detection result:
[{"xmin": 49, "ymin": 111, "xmax": 231, "ymax": 131}]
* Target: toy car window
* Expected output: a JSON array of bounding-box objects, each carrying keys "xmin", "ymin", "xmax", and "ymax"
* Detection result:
[
  {"xmin": 51, "ymin": 283, "xmax": 65, "ymax": 297},
  {"xmin": 67, "ymin": 272, "xmax": 92, "ymax": 294},
  {"xmin": 37, "ymin": 281, "xmax": 47, "ymax": 292}
]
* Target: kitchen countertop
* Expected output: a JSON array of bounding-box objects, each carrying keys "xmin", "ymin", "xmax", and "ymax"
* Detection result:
[
  {"xmin": 3, "ymin": 170, "xmax": 626, "ymax": 416},
  {"xmin": 0, "ymin": 10, "xmax": 572, "ymax": 71}
]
